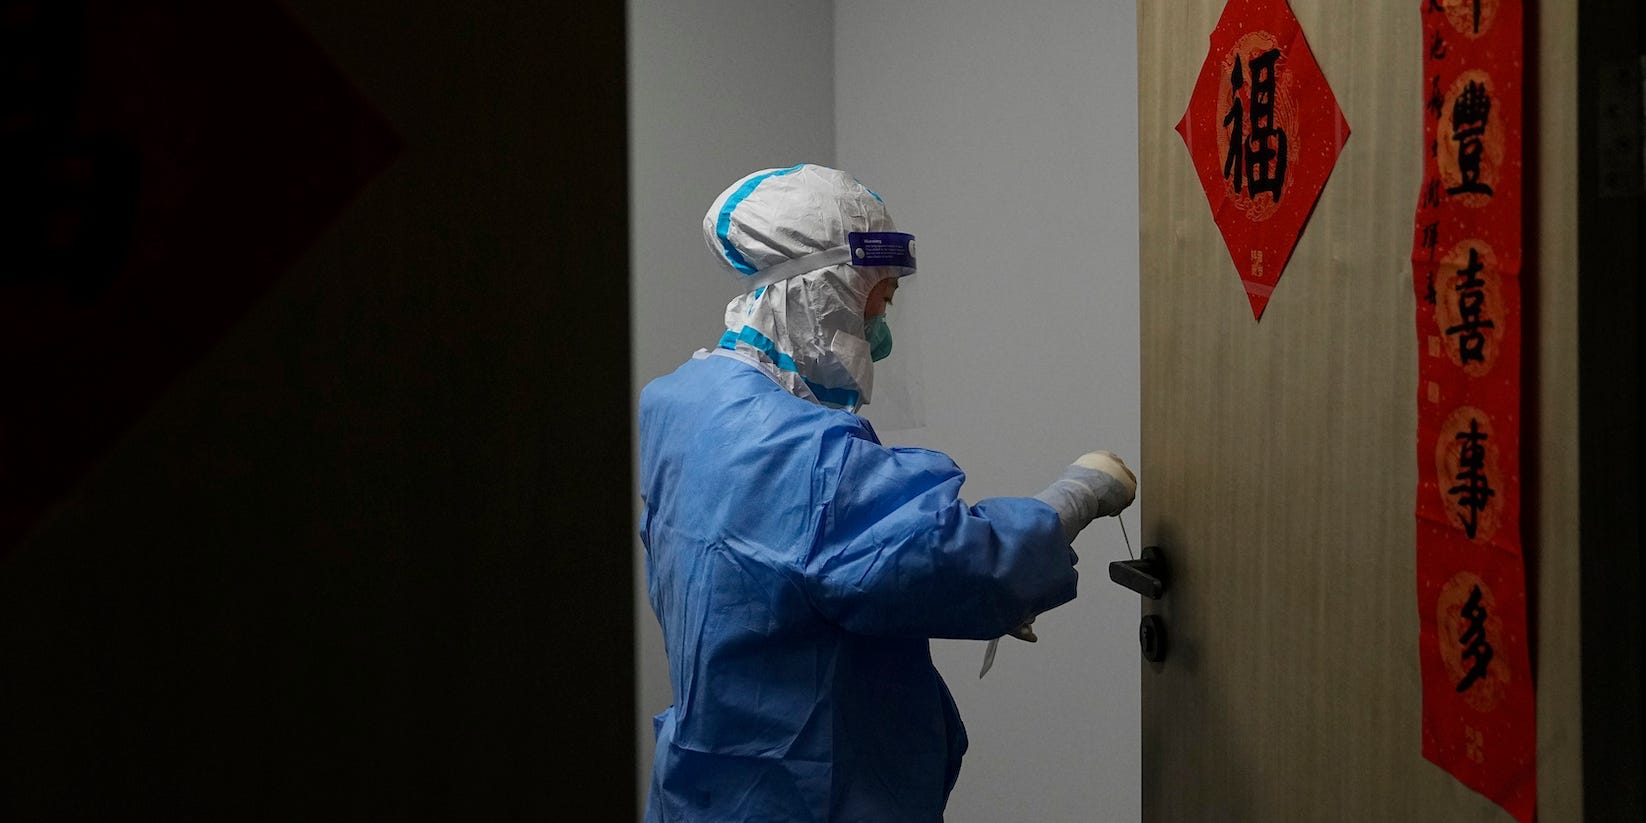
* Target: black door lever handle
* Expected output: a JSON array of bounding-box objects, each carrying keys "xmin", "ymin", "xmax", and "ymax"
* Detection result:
[{"xmin": 1108, "ymin": 546, "xmax": 1169, "ymax": 600}]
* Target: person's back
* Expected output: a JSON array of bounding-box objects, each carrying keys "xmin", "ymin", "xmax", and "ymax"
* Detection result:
[{"xmin": 641, "ymin": 351, "xmax": 984, "ymax": 820}]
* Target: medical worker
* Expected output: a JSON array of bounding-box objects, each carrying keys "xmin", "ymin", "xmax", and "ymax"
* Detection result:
[{"xmin": 639, "ymin": 164, "xmax": 1136, "ymax": 821}]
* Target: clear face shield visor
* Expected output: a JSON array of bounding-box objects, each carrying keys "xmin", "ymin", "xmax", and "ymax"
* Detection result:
[
  {"xmin": 857, "ymin": 270, "xmax": 925, "ymax": 432},
  {"xmin": 843, "ymin": 233, "xmax": 924, "ymax": 431}
]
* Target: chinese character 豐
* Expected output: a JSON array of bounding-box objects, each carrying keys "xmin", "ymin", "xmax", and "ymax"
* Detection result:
[{"xmin": 1447, "ymin": 80, "xmax": 1494, "ymax": 197}]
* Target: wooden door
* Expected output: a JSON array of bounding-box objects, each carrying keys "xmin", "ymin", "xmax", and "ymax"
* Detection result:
[{"xmin": 1137, "ymin": 1, "xmax": 1585, "ymax": 820}]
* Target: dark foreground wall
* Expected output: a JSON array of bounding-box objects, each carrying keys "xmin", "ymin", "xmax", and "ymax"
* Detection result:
[{"xmin": 0, "ymin": 1, "xmax": 633, "ymax": 818}]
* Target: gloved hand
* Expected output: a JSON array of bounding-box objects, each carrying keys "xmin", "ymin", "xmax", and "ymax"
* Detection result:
[
  {"xmin": 1032, "ymin": 450, "xmax": 1137, "ymax": 543},
  {"xmin": 1007, "ymin": 616, "xmax": 1037, "ymax": 642}
]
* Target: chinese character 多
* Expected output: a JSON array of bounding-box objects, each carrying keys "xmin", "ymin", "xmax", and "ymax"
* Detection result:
[{"xmin": 1456, "ymin": 584, "xmax": 1494, "ymax": 692}]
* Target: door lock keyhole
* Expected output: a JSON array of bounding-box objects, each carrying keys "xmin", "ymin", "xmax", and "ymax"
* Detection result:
[{"xmin": 1139, "ymin": 614, "xmax": 1167, "ymax": 663}]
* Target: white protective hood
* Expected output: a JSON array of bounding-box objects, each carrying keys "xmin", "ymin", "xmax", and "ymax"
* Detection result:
[{"xmin": 702, "ymin": 164, "xmax": 911, "ymax": 412}]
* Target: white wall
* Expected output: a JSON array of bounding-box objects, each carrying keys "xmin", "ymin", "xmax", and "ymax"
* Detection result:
[
  {"xmin": 632, "ymin": 2, "xmax": 1141, "ymax": 820},
  {"xmin": 835, "ymin": 3, "xmax": 1141, "ymax": 821},
  {"xmin": 627, "ymin": 1, "xmax": 836, "ymax": 816}
]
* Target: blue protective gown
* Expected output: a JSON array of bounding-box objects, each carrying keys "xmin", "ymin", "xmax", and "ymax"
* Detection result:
[{"xmin": 639, "ymin": 351, "xmax": 1078, "ymax": 822}]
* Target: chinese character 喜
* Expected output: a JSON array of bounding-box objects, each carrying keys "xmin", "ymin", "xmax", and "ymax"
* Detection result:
[{"xmin": 1446, "ymin": 246, "xmax": 1495, "ymax": 363}]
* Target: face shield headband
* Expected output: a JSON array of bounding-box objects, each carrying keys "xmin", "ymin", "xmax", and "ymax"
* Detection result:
[{"xmin": 736, "ymin": 232, "xmax": 917, "ymax": 293}]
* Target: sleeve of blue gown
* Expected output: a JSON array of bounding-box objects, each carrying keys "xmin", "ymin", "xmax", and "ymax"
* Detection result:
[{"xmin": 799, "ymin": 434, "xmax": 1079, "ymax": 640}]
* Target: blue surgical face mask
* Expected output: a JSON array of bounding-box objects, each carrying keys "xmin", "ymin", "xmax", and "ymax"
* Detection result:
[{"xmin": 865, "ymin": 314, "xmax": 893, "ymax": 362}]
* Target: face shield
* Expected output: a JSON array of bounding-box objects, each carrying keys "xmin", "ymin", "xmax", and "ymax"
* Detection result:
[{"xmin": 855, "ymin": 271, "xmax": 926, "ymax": 432}]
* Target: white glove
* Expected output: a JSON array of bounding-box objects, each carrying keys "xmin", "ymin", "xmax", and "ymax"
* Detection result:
[{"xmin": 1032, "ymin": 450, "xmax": 1137, "ymax": 542}]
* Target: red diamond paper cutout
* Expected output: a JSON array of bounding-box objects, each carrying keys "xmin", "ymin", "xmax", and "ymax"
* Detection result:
[{"xmin": 1175, "ymin": 0, "xmax": 1349, "ymax": 320}]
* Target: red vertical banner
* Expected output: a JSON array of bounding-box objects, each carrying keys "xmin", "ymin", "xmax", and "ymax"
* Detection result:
[{"xmin": 1411, "ymin": 2, "xmax": 1534, "ymax": 820}]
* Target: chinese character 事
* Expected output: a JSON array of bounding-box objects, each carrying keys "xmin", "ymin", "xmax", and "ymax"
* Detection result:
[
  {"xmin": 1448, "ymin": 418, "xmax": 1496, "ymax": 539},
  {"xmin": 1457, "ymin": 584, "xmax": 1495, "ymax": 692},
  {"xmin": 1222, "ymin": 49, "xmax": 1289, "ymax": 202}
]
